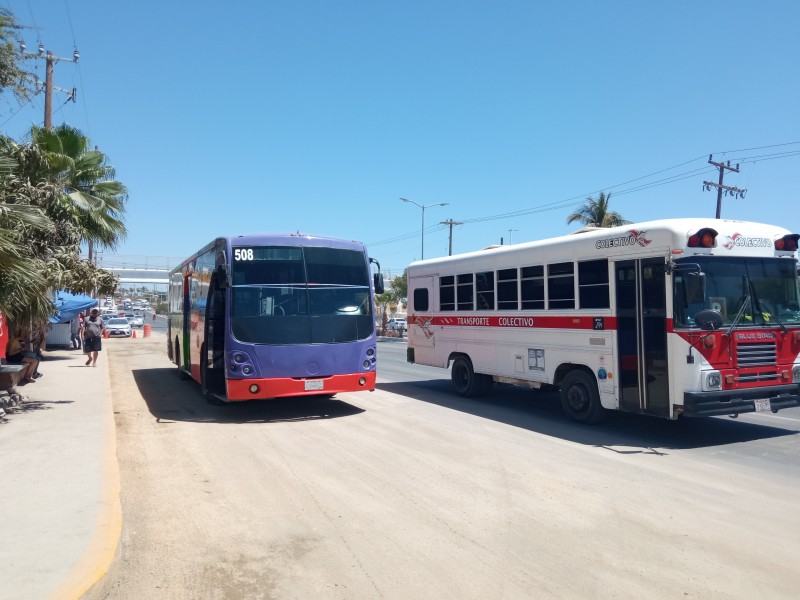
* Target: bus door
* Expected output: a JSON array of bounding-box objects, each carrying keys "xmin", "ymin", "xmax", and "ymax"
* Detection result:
[
  {"xmin": 182, "ymin": 272, "xmax": 191, "ymax": 370},
  {"xmin": 202, "ymin": 271, "xmax": 227, "ymax": 397},
  {"xmin": 409, "ymin": 276, "xmax": 435, "ymax": 354},
  {"xmin": 615, "ymin": 258, "xmax": 670, "ymax": 417}
]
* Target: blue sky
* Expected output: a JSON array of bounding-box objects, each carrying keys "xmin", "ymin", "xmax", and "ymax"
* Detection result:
[{"xmin": 2, "ymin": 1, "xmax": 798, "ymax": 276}]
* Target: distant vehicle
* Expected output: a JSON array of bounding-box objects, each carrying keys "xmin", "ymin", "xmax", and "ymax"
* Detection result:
[
  {"xmin": 168, "ymin": 233, "xmax": 385, "ymax": 403},
  {"xmin": 105, "ymin": 317, "xmax": 132, "ymax": 337},
  {"xmin": 387, "ymin": 318, "xmax": 407, "ymax": 331},
  {"xmin": 129, "ymin": 315, "xmax": 144, "ymax": 328}
]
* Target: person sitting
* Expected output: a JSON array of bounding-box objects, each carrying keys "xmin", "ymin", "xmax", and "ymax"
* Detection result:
[{"xmin": 5, "ymin": 327, "xmax": 40, "ymax": 383}]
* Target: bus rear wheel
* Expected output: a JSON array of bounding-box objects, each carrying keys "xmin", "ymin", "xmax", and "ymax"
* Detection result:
[
  {"xmin": 451, "ymin": 356, "xmax": 489, "ymax": 397},
  {"xmin": 175, "ymin": 340, "xmax": 188, "ymax": 380},
  {"xmin": 560, "ymin": 370, "xmax": 605, "ymax": 424}
]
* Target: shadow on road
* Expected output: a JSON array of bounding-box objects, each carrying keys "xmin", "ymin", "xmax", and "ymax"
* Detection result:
[
  {"xmin": 132, "ymin": 367, "xmax": 365, "ymax": 424},
  {"xmin": 378, "ymin": 379, "xmax": 798, "ymax": 451}
]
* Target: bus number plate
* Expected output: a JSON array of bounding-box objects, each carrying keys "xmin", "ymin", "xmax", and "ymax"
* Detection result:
[
  {"xmin": 754, "ymin": 399, "xmax": 771, "ymax": 412},
  {"xmin": 305, "ymin": 380, "xmax": 324, "ymax": 391}
]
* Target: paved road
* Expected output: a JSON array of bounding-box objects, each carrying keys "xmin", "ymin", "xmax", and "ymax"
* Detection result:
[{"xmin": 88, "ymin": 337, "xmax": 800, "ymax": 599}]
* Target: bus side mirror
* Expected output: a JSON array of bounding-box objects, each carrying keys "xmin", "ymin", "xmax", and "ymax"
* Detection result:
[
  {"xmin": 373, "ymin": 273, "xmax": 384, "ymax": 295},
  {"xmin": 686, "ymin": 272, "xmax": 706, "ymax": 305},
  {"xmin": 215, "ymin": 264, "xmax": 230, "ymax": 289},
  {"xmin": 695, "ymin": 309, "xmax": 724, "ymax": 331}
]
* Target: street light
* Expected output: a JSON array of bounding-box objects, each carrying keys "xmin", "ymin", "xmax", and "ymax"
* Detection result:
[{"xmin": 400, "ymin": 197, "xmax": 448, "ymax": 260}]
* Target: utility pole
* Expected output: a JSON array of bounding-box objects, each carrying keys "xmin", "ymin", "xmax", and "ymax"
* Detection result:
[
  {"xmin": 704, "ymin": 154, "xmax": 746, "ymax": 218},
  {"xmin": 508, "ymin": 228, "xmax": 519, "ymax": 244},
  {"xmin": 19, "ymin": 42, "xmax": 79, "ymax": 130},
  {"xmin": 440, "ymin": 219, "xmax": 463, "ymax": 256}
]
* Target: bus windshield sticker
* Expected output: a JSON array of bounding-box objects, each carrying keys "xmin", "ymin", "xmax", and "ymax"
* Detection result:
[{"xmin": 528, "ymin": 349, "xmax": 545, "ymax": 371}]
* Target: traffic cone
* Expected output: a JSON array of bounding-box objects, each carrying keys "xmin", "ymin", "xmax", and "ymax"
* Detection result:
[{"xmin": 132, "ymin": 330, "xmax": 136, "ymax": 338}]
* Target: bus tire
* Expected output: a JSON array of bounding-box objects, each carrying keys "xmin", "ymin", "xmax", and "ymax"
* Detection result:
[
  {"xmin": 452, "ymin": 356, "xmax": 487, "ymax": 397},
  {"xmin": 560, "ymin": 370, "xmax": 605, "ymax": 424},
  {"xmin": 175, "ymin": 340, "xmax": 188, "ymax": 381}
]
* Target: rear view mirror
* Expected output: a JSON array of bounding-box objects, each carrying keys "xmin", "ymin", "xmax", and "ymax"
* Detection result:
[
  {"xmin": 373, "ymin": 273, "xmax": 384, "ymax": 295},
  {"xmin": 685, "ymin": 272, "xmax": 705, "ymax": 305}
]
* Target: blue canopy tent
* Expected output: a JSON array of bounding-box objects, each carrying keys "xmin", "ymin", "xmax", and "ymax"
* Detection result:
[{"xmin": 49, "ymin": 291, "xmax": 97, "ymax": 324}]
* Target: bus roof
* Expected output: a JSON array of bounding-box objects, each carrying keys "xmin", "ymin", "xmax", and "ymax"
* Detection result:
[
  {"xmin": 170, "ymin": 233, "xmax": 369, "ymax": 274},
  {"xmin": 408, "ymin": 218, "xmax": 797, "ymax": 273}
]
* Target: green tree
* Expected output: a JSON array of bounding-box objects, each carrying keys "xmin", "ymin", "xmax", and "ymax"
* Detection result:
[
  {"xmin": 30, "ymin": 124, "xmax": 128, "ymax": 261},
  {"xmin": 0, "ymin": 8, "xmax": 37, "ymax": 103},
  {"xmin": 0, "ymin": 135, "xmax": 118, "ymax": 322},
  {"xmin": 566, "ymin": 191, "xmax": 630, "ymax": 228}
]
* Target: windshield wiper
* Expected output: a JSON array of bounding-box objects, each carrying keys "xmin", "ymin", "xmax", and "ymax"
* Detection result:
[
  {"xmin": 726, "ymin": 294, "xmax": 750, "ymax": 337},
  {"xmin": 749, "ymin": 279, "xmax": 787, "ymax": 333}
]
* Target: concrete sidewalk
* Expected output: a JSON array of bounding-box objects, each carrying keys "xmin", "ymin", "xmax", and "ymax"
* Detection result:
[{"xmin": 0, "ymin": 345, "xmax": 120, "ymax": 600}]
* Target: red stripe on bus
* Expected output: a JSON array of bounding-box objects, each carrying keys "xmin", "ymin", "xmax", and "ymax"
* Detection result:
[
  {"xmin": 409, "ymin": 314, "xmax": 617, "ymax": 330},
  {"xmin": 225, "ymin": 372, "xmax": 376, "ymax": 401}
]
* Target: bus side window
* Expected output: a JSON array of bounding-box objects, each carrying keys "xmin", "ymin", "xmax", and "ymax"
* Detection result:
[{"xmin": 414, "ymin": 288, "xmax": 429, "ymax": 311}]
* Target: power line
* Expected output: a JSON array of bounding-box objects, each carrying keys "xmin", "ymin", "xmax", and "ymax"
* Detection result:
[{"xmin": 366, "ymin": 143, "xmax": 800, "ymax": 249}]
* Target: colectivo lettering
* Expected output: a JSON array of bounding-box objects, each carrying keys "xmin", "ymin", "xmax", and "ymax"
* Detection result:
[{"xmin": 447, "ymin": 316, "xmax": 535, "ymax": 327}]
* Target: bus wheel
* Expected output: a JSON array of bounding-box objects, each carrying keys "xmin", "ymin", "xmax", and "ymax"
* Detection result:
[
  {"xmin": 175, "ymin": 340, "xmax": 188, "ymax": 381},
  {"xmin": 452, "ymin": 356, "xmax": 487, "ymax": 397},
  {"xmin": 560, "ymin": 370, "xmax": 605, "ymax": 424}
]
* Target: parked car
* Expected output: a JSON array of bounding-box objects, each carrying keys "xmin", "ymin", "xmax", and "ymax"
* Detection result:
[
  {"xmin": 387, "ymin": 318, "xmax": 407, "ymax": 331},
  {"xmin": 105, "ymin": 317, "xmax": 132, "ymax": 337}
]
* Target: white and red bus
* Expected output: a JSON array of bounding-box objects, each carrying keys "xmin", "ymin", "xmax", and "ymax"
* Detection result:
[{"xmin": 406, "ymin": 218, "xmax": 800, "ymax": 423}]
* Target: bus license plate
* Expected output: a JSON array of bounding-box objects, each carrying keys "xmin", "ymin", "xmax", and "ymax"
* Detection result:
[
  {"xmin": 754, "ymin": 399, "xmax": 771, "ymax": 412},
  {"xmin": 304, "ymin": 380, "xmax": 324, "ymax": 391}
]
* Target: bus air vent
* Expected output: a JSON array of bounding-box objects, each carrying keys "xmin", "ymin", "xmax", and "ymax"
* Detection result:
[{"xmin": 736, "ymin": 341, "xmax": 777, "ymax": 367}]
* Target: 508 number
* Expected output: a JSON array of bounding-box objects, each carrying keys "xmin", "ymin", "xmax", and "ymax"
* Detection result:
[{"xmin": 234, "ymin": 248, "xmax": 254, "ymax": 261}]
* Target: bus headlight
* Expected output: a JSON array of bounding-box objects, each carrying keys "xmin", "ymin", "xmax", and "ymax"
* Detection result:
[
  {"xmin": 704, "ymin": 371, "xmax": 722, "ymax": 391},
  {"xmin": 793, "ymin": 365, "xmax": 800, "ymax": 383}
]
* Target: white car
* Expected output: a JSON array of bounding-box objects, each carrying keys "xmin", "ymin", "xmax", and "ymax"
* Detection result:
[
  {"xmin": 105, "ymin": 317, "xmax": 132, "ymax": 337},
  {"xmin": 387, "ymin": 318, "xmax": 407, "ymax": 331}
]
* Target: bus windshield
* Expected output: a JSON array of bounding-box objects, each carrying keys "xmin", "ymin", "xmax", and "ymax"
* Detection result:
[
  {"xmin": 230, "ymin": 246, "xmax": 373, "ymax": 344},
  {"xmin": 673, "ymin": 256, "xmax": 800, "ymax": 329}
]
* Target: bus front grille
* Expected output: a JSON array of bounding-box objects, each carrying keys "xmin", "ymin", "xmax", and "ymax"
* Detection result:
[
  {"xmin": 736, "ymin": 370, "xmax": 779, "ymax": 383},
  {"xmin": 736, "ymin": 342, "xmax": 777, "ymax": 367}
]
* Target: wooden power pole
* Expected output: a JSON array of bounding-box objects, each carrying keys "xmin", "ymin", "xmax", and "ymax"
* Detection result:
[
  {"xmin": 20, "ymin": 42, "xmax": 79, "ymax": 130},
  {"xmin": 704, "ymin": 154, "xmax": 746, "ymax": 218},
  {"xmin": 440, "ymin": 219, "xmax": 463, "ymax": 256}
]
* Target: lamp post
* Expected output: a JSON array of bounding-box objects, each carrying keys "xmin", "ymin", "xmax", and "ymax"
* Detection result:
[{"xmin": 400, "ymin": 198, "xmax": 448, "ymax": 260}]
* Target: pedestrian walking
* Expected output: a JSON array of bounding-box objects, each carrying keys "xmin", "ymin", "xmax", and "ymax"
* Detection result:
[
  {"xmin": 82, "ymin": 308, "xmax": 105, "ymax": 367},
  {"xmin": 70, "ymin": 315, "xmax": 82, "ymax": 350}
]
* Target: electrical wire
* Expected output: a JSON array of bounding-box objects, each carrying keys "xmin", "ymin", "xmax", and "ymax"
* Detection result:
[{"xmin": 367, "ymin": 143, "xmax": 800, "ymax": 249}]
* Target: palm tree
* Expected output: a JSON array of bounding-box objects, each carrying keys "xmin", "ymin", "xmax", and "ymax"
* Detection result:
[
  {"xmin": 0, "ymin": 150, "xmax": 56, "ymax": 321},
  {"xmin": 30, "ymin": 124, "xmax": 128, "ymax": 261},
  {"xmin": 566, "ymin": 192, "xmax": 630, "ymax": 228},
  {"xmin": 0, "ymin": 134, "xmax": 119, "ymax": 322}
]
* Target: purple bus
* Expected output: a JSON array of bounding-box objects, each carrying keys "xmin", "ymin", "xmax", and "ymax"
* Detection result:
[{"xmin": 168, "ymin": 233, "xmax": 384, "ymax": 402}]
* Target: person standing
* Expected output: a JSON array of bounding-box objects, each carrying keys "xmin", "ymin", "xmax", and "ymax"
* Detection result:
[
  {"xmin": 70, "ymin": 315, "xmax": 83, "ymax": 350},
  {"xmin": 82, "ymin": 308, "xmax": 105, "ymax": 366}
]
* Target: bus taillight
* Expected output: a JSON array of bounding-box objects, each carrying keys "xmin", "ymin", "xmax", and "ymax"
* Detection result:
[
  {"xmin": 688, "ymin": 227, "xmax": 718, "ymax": 248},
  {"xmin": 774, "ymin": 234, "xmax": 799, "ymax": 252}
]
